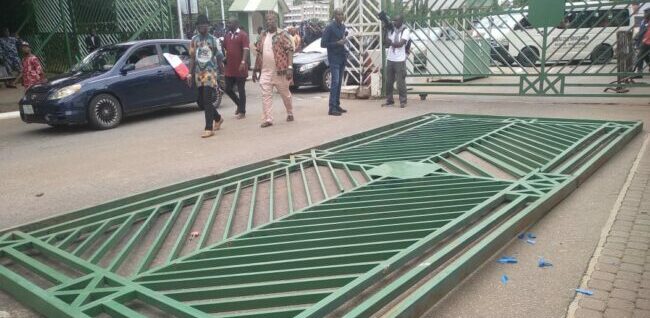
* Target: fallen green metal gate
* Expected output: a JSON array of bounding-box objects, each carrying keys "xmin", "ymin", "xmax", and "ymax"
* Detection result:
[
  {"xmin": 0, "ymin": 113, "xmax": 641, "ymax": 317},
  {"xmin": 402, "ymin": 0, "xmax": 650, "ymax": 98}
]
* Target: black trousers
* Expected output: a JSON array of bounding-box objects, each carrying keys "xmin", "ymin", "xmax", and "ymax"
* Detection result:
[
  {"xmin": 225, "ymin": 76, "xmax": 247, "ymax": 114},
  {"xmin": 198, "ymin": 86, "xmax": 221, "ymax": 130},
  {"xmin": 636, "ymin": 45, "xmax": 650, "ymax": 73}
]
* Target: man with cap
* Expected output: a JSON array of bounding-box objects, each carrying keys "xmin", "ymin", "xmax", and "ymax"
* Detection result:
[
  {"xmin": 223, "ymin": 16, "xmax": 249, "ymax": 119},
  {"xmin": 187, "ymin": 14, "xmax": 224, "ymax": 138},
  {"xmin": 14, "ymin": 41, "xmax": 46, "ymax": 90}
]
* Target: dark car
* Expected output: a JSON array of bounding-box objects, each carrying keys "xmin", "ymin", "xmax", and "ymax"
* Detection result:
[
  {"xmin": 19, "ymin": 39, "xmax": 215, "ymax": 129},
  {"xmin": 292, "ymin": 38, "xmax": 331, "ymax": 91}
]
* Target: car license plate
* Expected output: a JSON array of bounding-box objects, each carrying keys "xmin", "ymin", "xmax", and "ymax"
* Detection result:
[{"xmin": 22, "ymin": 105, "xmax": 34, "ymax": 115}]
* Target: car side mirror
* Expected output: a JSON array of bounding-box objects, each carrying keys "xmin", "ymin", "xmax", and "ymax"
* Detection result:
[{"xmin": 121, "ymin": 64, "xmax": 135, "ymax": 74}]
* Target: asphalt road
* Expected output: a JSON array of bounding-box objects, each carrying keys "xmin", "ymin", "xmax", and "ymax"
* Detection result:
[{"xmin": 1, "ymin": 85, "xmax": 650, "ymax": 317}]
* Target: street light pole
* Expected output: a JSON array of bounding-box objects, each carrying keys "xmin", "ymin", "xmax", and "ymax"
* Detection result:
[
  {"xmin": 220, "ymin": 0, "xmax": 225, "ymax": 24},
  {"xmin": 177, "ymin": 0, "xmax": 184, "ymax": 39}
]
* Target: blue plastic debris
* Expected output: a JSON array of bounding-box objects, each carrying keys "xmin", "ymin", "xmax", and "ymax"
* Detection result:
[
  {"xmin": 538, "ymin": 258, "xmax": 553, "ymax": 268},
  {"xmin": 575, "ymin": 289, "xmax": 593, "ymax": 296},
  {"xmin": 497, "ymin": 256, "xmax": 518, "ymax": 264},
  {"xmin": 527, "ymin": 233, "xmax": 537, "ymax": 239},
  {"xmin": 518, "ymin": 233, "xmax": 526, "ymax": 239},
  {"xmin": 501, "ymin": 274, "xmax": 508, "ymax": 284},
  {"xmin": 526, "ymin": 239, "xmax": 536, "ymax": 245}
]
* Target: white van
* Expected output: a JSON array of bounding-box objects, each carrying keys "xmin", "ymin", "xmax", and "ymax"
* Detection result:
[{"xmin": 475, "ymin": 2, "xmax": 637, "ymax": 66}]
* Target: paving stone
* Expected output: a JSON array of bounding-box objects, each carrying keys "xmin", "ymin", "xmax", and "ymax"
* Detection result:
[
  {"xmin": 610, "ymin": 288, "xmax": 638, "ymax": 302},
  {"xmin": 614, "ymin": 225, "xmax": 634, "ymax": 232},
  {"xmin": 614, "ymin": 279, "xmax": 640, "ymax": 291},
  {"xmin": 592, "ymin": 289, "xmax": 612, "ymax": 301},
  {"xmin": 630, "ymin": 231, "xmax": 650, "ymax": 238},
  {"xmin": 633, "ymin": 309, "xmax": 650, "ymax": 318},
  {"xmin": 624, "ymin": 249, "xmax": 647, "ymax": 258},
  {"xmin": 576, "ymin": 308, "xmax": 604, "ymax": 318},
  {"xmin": 610, "ymin": 231, "xmax": 631, "ymax": 239},
  {"xmin": 606, "ymin": 242, "xmax": 627, "ymax": 251},
  {"xmin": 632, "ymin": 224, "xmax": 650, "ymax": 232},
  {"xmin": 618, "ymin": 215, "xmax": 637, "ymax": 222},
  {"xmin": 627, "ymin": 235, "xmax": 648, "ymax": 244},
  {"xmin": 616, "ymin": 220, "xmax": 636, "ymax": 228},
  {"xmin": 617, "ymin": 271, "xmax": 642, "ymax": 283},
  {"xmin": 581, "ymin": 298, "xmax": 607, "ymax": 312},
  {"xmin": 596, "ymin": 263, "xmax": 620, "ymax": 274},
  {"xmin": 636, "ymin": 219, "xmax": 650, "ymax": 226},
  {"xmin": 600, "ymin": 256, "xmax": 623, "ymax": 266},
  {"xmin": 604, "ymin": 308, "xmax": 633, "ymax": 318},
  {"xmin": 638, "ymin": 299, "xmax": 650, "ymax": 310},
  {"xmin": 623, "ymin": 255, "xmax": 647, "ymax": 265},
  {"xmin": 593, "ymin": 271, "xmax": 618, "ymax": 282},
  {"xmin": 604, "ymin": 249, "xmax": 626, "ymax": 258},
  {"xmin": 642, "ymin": 279, "xmax": 650, "ymax": 289},
  {"xmin": 589, "ymin": 279, "xmax": 614, "ymax": 292},
  {"xmin": 608, "ymin": 298, "xmax": 636, "ymax": 311},
  {"xmin": 620, "ymin": 263, "xmax": 645, "ymax": 274},
  {"xmin": 640, "ymin": 288, "xmax": 650, "ymax": 300},
  {"xmin": 608, "ymin": 236, "xmax": 628, "ymax": 244}
]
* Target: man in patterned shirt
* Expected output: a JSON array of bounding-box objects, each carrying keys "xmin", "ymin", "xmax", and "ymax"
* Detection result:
[
  {"xmin": 252, "ymin": 12, "xmax": 294, "ymax": 128},
  {"xmin": 14, "ymin": 41, "xmax": 46, "ymax": 90},
  {"xmin": 1, "ymin": 27, "xmax": 21, "ymax": 88},
  {"xmin": 187, "ymin": 14, "xmax": 224, "ymax": 138}
]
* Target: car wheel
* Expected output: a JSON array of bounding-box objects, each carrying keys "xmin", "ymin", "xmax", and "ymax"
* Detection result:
[
  {"xmin": 321, "ymin": 68, "xmax": 331, "ymax": 92},
  {"xmin": 516, "ymin": 47, "xmax": 538, "ymax": 67},
  {"xmin": 87, "ymin": 94, "xmax": 122, "ymax": 130},
  {"xmin": 591, "ymin": 44, "xmax": 613, "ymax": 64}
]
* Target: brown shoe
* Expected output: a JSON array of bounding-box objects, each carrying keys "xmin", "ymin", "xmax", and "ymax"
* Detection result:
[
  {"xmin": 214, "ymin": 117, "xmax": 224, "ymax": 131},
  {"xmin": 236, "ymin": 113, "xmax": 246, "ymax": 119},
  {"xmin": 201, "ymin": 130, "xmax": 215, "ymax": 138},
  {"xmin": 287, "ymin": 114, "xmax": 294, "ymax": 122},
  {"xmin": 261, "ymin": 121, "xmax": 273, "ymax": 128}
]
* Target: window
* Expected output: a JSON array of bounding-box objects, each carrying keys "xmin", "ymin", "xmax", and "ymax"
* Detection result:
[
  {"xmin": 161, "ymin": 44, "xmax": 190, "ymax": 63},
  {"xmin": 126, "ymin": 45, "xmax": 160, "ymax": 70}
]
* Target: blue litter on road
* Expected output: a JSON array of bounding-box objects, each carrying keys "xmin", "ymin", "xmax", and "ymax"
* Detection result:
[
  {"xmin": 497, "ymin": 256, "xmax": 518, "ymax": 264},
  {"xmin": 518, "ymin": 233, "xmax": 526, "ymax": 239},
  {"xmin": 526, "ymin": 239, "xmax": 536, "ymax": 245},
  {"xmin": 538, "ymin": 258, "xmax": 553, "ymax": 268},
  {"xmin": 501, "ymin": 274, "xmax": 508, "ymax": 284},
  {"xmin": 575, "ymin": 289, "xmax": 594, "ymax": 296},
  {"xmin": 527, "ymin": 233, "xmax": 537, "ymax": 239}
]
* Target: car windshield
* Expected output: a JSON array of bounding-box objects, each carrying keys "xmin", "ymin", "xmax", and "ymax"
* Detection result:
[
  {"xmin": 71, "ymin": 45, "xmax": 130, "ymax": 73},
  {"xmin": 302, "ymin": 38, "xmax": 326, "ymax": 53}
]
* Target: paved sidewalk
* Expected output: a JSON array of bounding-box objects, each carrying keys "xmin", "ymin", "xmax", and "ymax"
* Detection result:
[{"xmin": 570, "ymin": 135, "xmax": 650, "ymax": 318}]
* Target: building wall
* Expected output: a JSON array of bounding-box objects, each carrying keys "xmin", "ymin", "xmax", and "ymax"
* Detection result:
[{"xmin": 284, "ymin": 0, "xmax": 330, "ymax": 27}]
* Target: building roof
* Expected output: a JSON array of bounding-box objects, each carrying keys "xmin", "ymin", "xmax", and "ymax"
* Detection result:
[{"xmin": 229, "ymin": 0, "xmax": 289, "ymax": 13}]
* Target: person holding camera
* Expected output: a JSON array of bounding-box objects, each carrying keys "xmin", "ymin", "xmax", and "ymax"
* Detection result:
[{"xmin": 382, "ymin": 15, "xmax": 410, "ymax": 108}]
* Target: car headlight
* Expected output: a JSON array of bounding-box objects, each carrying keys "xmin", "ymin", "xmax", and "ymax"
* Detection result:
[
  {"xmin": 49, "ymin": 84, "xmax": 82, "ymax": 100},
  {"xmin": 299, "ymin": 62, "xmax": 320, "ymax": 73}
]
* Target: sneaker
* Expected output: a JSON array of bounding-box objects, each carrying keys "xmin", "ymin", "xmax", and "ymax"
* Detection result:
[
  {"xmin": 328, "ymin": 111, "xmax": 342, "ymax": 116},
  {"xmin": 201, "ymin": 130, "xmax": 214, "ymax": 138},
  {"xmin": 287, "ymin": 114, "xmax": 294, "ymax": 122},
  {"xmin": 381, "ymin": 102, "xmax": 394, "ymax": 107},
  {"xmin": 214, "ymin": 117, "xmax": 224, "ymax": 130},
  {"xmin": 337, "ymin": 107, "xmax": 348, "ymax": 113},
  {"xmin": 236, "ymin": 113, "xmax": 246, "ymax": 119},
  {"xmin": 400, "ymin": 104, "xmax": 406, "ymax": 108},
  {"xmin": 261, "ymin": 121, "xmax": 273, "ymax": 128}
]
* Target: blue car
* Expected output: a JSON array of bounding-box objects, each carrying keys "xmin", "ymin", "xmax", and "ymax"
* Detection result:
[{"xmin": 19, "ymin": 39, "xmax": 215, "ymax": 129}]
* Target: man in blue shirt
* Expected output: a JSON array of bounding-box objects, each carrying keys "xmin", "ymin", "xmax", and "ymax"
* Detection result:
[{"xmin": 321, "ymin": 8, "xmax": 348, "ymax": 116}]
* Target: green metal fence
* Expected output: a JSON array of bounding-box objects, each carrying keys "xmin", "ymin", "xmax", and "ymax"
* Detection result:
[
  {"xmin": 402, "ymin": 0, "xmax": 650, "ymax": 97},
  {"xmin": 0, "ymin": 113, "xmax": 641, "ymax": 317},
  {"xmin": 21, "ymin": 0, "xmax": 174, "ymax": 73}
]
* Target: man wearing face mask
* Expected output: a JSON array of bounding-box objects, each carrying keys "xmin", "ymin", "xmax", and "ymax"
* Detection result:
[{"xmin": 382, "ymin": 15, "xmax": 410, "ymax": 108}]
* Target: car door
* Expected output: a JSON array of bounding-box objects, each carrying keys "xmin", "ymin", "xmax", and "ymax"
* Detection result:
[
  {"xmin": 160, "ymin": 42, "xmax": 196, "ymax": 104},
  {"xmin": 109, "ymin": 44, "xmax": 166, "ymax": 112}
]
